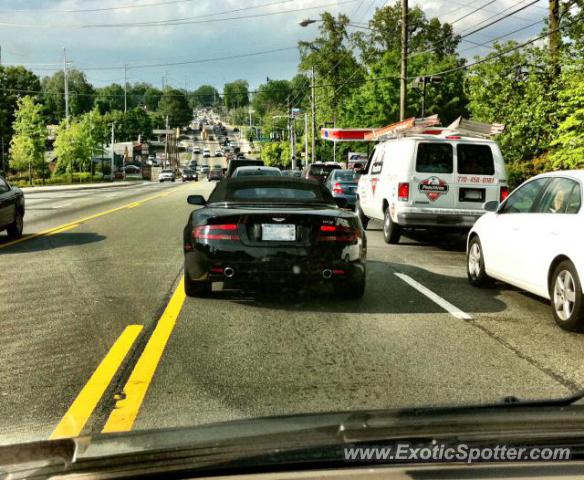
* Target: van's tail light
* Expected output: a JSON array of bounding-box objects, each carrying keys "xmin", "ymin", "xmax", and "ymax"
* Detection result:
[
  {"xmin": 500, "ymin": 186, "xmax": 509, "ymax": 203},
  {"xmin": 398, "ymin": 182, "xmax": 410, "ymax": 201},
  {"xmin": 193, "ymin": 224, "xmax": 240, "ymax": 241},
  {"xmin": 332, "ymin": 183, "xmax": 344, "ymax": 194},
  {"xmin": 318, "ymin": 224, "xmax": 360, "ymax": 242}
]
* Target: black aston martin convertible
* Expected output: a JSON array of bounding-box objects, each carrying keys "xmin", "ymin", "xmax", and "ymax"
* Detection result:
[{"xmin": 183, "ymin": 177, "xmax": 366, "ymax": 297}]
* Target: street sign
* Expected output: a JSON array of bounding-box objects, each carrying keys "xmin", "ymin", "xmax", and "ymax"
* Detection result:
[
  {"xmin": 291, "ymin": 108, "xmax": 301, "ymax": 118},
  {"xmin": 153, "ymin": 129, "xmax": 174, "ymax": 135}
]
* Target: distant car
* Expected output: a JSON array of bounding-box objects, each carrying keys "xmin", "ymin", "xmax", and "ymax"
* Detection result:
[
  {"xmin": 468, "ymin": 171, "xmax": 584, "ymax": 332},
  {"xmin": 323, "ymin": 169, "xmax": 361, "ymax": 209},
  {"xmin": 203, "ymin": 149, "xmax": 211, "ymax": 158},
  {"xmin": 121, "ymin": 165, "xmax": 141, "ymax": 174},
  {"xmin": 208, "ymin": 170, "xmax": 223, "ymax": 181},
  {"xmin": 215, "ymin": 151, "xmax": 223, "ymax": 157},
  {"xmin": 193, "ymin": 147, "xmax": 201, "ymax": 154},
  {"xmin": 158, "ymin": 169, "xmax": 176, "ymax": 182},
  {"xmin": 233, "ymin": 127, "xmax": 240, "ymax": 133},
  {"xmin": 232, "ymin": 166, "xmax": 282, "ymax": 177},
  {"xmin": 200, "ymin": 165, "xmax": 210, "ymax": 175},
  {"xmin": 226, "ymin": 158, "xmax": 264, "ymax": 177},
  {"xmin": 183, "ymin": 177, "xmax": 366, "ymax": 297},
  {"xmin": 181, "ymin": 169, "xmax": 199, "ymax": 182},
  {"xmin": 303, "ymin": 163, "xmax": 342, "ymax": 183},
  {"xmin": 0, "ymin": 175, "xmax": 24, "ymax": 240}
]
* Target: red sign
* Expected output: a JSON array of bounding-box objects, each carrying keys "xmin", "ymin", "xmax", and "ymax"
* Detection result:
[{"xmin": 321, "ymin": 128, "xmax": 374, "ymax": 142}]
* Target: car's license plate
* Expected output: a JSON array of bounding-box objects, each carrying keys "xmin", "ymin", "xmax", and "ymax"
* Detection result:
[{"xmin": 261, "ymin": 224, "xmax": 296, "ymax": 241}]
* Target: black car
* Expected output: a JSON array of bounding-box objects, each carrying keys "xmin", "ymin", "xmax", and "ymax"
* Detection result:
[
  {"xmin": 183, "ymin": 177, "xmax": 366, "ymax": 297},
  {"xmin": 226, "ymin": 158, "xmax": 264, "ymax": 177},
  {"xmin": 303, "ymin": 163, "xmax": 342, "ymax": 183},
  {"xmin": 0, "ymin": 175, "xmax": 25, "ymax": 240},
  {"xmin": 181, "ymin": 169, "xmax": 199, "ymax": 182}
]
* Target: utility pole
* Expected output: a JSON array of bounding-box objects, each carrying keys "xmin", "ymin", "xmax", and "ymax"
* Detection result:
[
  {"xmin": 124, "ymin": 64, "xmax": 128, "ymax": 113},
  {"xmin": 291, "ymin": 116, "xmax": 296, "ymax": 170},
  {"xmin": 110, "ymin": 123, "xmax": 115, "ymax": 182},
  {"xmin": 164, "ymin": 115, "xmax": 169, "ymax": 168},
  {"xmin": 63, "ymin": 48, "xmax": 70, "ymax": 125},
  {"xmin": 400, "ymin": 0, "xmax": 408, "ymax": 121},
  {"xmin": 311, "ymin": 66, "xmax": 316, "ymax": 164},
  {"xmin": 304, "ymin": 112, "xmax": 308, "ymax": 168},
  {"xmin": 548, "ymin": 0, "xmax": 561, "ymax": 76}
]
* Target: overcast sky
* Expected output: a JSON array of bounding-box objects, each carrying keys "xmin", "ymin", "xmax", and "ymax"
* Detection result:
[{"xmin": 0, "ymin": 0, "xmax": 549, "ymax": 91}]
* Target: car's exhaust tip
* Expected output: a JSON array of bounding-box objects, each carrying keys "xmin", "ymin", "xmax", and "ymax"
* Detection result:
[
  {"xmin": 322, "ymin": 269, "xmax": 333, "ymax": 280},
  {"xmin": 224, "ymin": 267, "xmax": 235, "ymax": 278}
]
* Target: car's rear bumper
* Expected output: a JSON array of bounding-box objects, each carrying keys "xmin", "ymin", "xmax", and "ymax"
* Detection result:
[
  {"xmin": 397, "ymin": 207, "xmax": 483, "ymax": 228},
  {"xmin": 185, "ymin": 250, "xmax": 365, "ymax": 285}
]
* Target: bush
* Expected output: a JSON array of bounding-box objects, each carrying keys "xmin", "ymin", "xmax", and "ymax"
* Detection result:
[{"xmin": 506, "ymin": 153, "xmax": 556, "ymax": 190}]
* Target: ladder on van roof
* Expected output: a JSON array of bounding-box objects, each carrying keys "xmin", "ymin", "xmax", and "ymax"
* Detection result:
[{"xmin": 364, "ymin": 115, "xmax": 505, "ymax": 141}]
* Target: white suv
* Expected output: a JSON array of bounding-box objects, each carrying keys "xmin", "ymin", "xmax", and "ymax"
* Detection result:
[
  {"xmin": 158, "ymin": 169, "xmax": 176, "ymax": 182},
  {"xmin": 356, "ymin": 131, "xmax": 508, "ymax": 244}
]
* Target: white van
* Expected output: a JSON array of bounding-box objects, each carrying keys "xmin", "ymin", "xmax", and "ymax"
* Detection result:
[{"xmin": 356, "ymin": 129, "xmax": 508, "ymax": 244}]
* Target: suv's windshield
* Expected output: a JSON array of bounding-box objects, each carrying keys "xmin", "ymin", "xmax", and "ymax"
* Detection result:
[{"xmin": 0, "ymin": 0, "xmax": 581, "ymax": 472}]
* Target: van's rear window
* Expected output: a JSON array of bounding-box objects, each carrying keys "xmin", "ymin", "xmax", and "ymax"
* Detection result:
[
  {"xmin": 457, "ymin": 144, "xmax": 495, "ymax": 175},
  {"xmin": 416, "ymin": 143, "xmax": 453, "ymax": 173}
]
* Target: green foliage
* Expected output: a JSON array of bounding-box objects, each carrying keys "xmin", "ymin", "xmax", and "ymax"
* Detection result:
[
  {"xmin": 158, "ymin": 88, "xmax": 192, "ymax": 127},
  {"xmin": 466, "ymin": 44, "xmax": 557, "ymax": 164},
  {"xmin": 94, "ymin": 84, "xmax": 125, "ymax": 114},
  {"xmin": 106, "ymin": 108, "xmax": 153, "ymax": 142},
  {"xmin": 550, "ymin": 62, "xmax": 584, "ymax": 168},
  {"xmin": 143, "ymin": 87, "xmax": 163, "ymax": 112},
  {"xmin": 252, "ymin": 80, "xmax": 292, "ymax": 117},
  {"xmin": 41, "ymin": 69, "xmax": 94, "ymax": 124},
  {"xmin": 9, "ymin": 96, "xmax": 46, "ymax": 177},
  {"xmin": 223, "ymin": 80, "xmax": 249, "ymax": 109},
  {"xmin": 189, "ymin": 85, "xmax": 220, "ymax": 108}
]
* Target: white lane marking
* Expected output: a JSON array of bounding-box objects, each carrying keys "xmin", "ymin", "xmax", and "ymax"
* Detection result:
[
  {"xmin": 394, "ymin": 272, "xmax": 472, "ymax": 320},
  {"xmin": 52, "ymin": 203, "xmax": 73, "ymax": 209}
]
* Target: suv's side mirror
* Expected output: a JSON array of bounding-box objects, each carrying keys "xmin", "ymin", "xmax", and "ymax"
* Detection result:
[
  {"xmin": 187, "ymin": 195, "xmax": 206, "ymax": 206},
  {"xmin": 483, "ymin": 200, "xmax": 499, "ymax": 212}
]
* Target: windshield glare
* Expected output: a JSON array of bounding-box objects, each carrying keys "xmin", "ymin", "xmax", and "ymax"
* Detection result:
[{"xmin": 0, "ymin": 0, "xmax": 581, "ymax": 471}]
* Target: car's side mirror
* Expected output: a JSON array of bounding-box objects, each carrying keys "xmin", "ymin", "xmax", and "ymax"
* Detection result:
[
  {"xmin": 187, "ymin": 195, "xmax": 206, "ymax": 206},
  {"xmin": 335, "ymin": 197, "xmax": 348, "ymax": 208},
  {"xmin": 483, "ymin": 200, "xmax": 499, "ymax": 212}
]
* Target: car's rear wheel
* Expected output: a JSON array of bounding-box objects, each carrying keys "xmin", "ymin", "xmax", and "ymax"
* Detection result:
[
  {"xmin": 467, "ymin": 236, "xmax": 492, "ymax": 287},
  {"xmin": 334, "ymin": 276, "xmax": 365, "ymax": 299},
  {"xmin": 7, "ymin": 209, "xmax": 24, "ymax": 240},
  {"xmin": 184, "ymin": 274, "xmax": 212, "ymax": 297},
  {"xmin": 551, "ymin": 260, "xmax": 584, "ymax": 331},
  {"xmin": 383, "ymin": 207, "xmax": 401, "ymax": 244},
  {"xmin": 355, "ymin": 199, "xmax": 369, "ymax": 230}
]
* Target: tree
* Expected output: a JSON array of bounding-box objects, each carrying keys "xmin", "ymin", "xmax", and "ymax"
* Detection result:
[
  {"xmin": 126, "ymin": 82, "xmax": 151, "ymax": 109},
  {"xmin": 0, "ymin": 66, "xmax": 42, "ymax": 171},
  {"xmin": 143, "ymin": 86, "xmax": 163, "ymax": 112},
  {"xmin": 189, "ymin": 85, "xmax": 219, "ymax": 108},
  {"xmin": 94, "ymin": 84, "xmax": 125, "ymax": 114},
  {"xmin": 252, "ymin": 80, "xmax": 291, "ymax": 117},
  {"xmin": 157, "ymin": 88, "xmax": 192, "ymax": 127},
  {"xmin": 41, "ymin": 69, "xmax": 94, "ymax": 123},
  {"xmin": 223, "ymin": 80, "xmax": 249, "ymax": 109},
  {"xmin": 106, "ymin": 107, "xmax": 153, "ymax": 142},
  {"xmin": 550, "ymin": 61, "xmax": 584, "ymax": 168},
  {"xmin": 54, "ymin": 118, "xmax": 93, "ymax": 175},
  {"xmin": 299, "ymin": 12, "xmax": 364, "ymax": 127},
  {"xmin": 9, "ymin": 96, "xmax": 46, "ymax": 181}
]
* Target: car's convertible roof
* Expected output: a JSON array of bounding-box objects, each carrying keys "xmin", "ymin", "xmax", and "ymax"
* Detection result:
[{"xmin": 207, "ymin": 177, "xmax": 333, "ymax": 204}]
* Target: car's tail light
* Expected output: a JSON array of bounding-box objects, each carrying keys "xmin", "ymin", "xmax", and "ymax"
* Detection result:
[
  {"xmin": 332, "ymin": 183, "xmax": 344, "ymax": 194},
  {"xmin": 193, "ymin": 224, "xmax": 240, "ymax": 241},
  {"xmin": 318, "ymin": 224, "xmax": 360, "ymax": 242},
  {"xmin": 500, "ymin": 186, "xmax": 509, "ymax": 202},
  {"xmin": 398, "ymin": 182, "xmax": 410, "ymax": 201}
]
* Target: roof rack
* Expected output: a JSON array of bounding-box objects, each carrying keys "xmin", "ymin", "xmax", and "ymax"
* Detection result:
[
  {"xmin": 444, "ymin": 117, "xmax": 505, "ymax": 139},
  {"xmin": 364, "ymin": 115, "xmax": 441, "ymax": 141}
]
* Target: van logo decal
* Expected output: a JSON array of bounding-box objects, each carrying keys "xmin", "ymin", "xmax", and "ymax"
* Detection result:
[{"xmin": 419, "ymin": 176, "xmax": 449, "ymax": 202}]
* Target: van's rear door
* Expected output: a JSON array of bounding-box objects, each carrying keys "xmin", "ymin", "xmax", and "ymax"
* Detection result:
[
  {"xmin": 454, "ymin": 143, "xmax": 502, "ymax": 209},
  {"xmin": 411, "ymin": 142, "xmax": 455, "ymax": 209}
]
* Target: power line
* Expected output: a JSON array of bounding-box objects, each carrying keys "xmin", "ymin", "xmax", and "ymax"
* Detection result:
[
  {"xmin": 0, "ymin": 0, "xmax": 196, "ymax": 14},
  {"xmin": 449, "ymin": 0, "xmax": 499, "ymax": 25},
  {"xmin": 0, "ymin": 0, "xmax": 358, "ymax": 29}
]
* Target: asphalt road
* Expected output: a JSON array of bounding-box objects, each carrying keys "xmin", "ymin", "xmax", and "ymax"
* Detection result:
[{"xmin": 1, "ymin": 175, "xmax": 583, "ymax": 446}]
